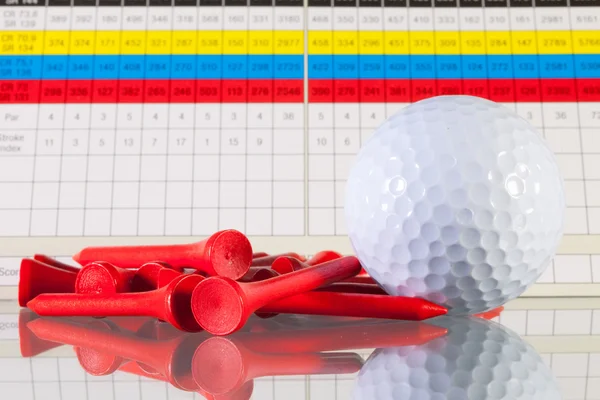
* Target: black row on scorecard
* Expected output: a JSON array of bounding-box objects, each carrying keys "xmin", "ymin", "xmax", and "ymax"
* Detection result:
[{"xmin": 3, "ymin": 0, "xmax": 598, "ymax": 7}]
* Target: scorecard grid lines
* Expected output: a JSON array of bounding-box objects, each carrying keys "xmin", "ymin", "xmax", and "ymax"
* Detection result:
[
  {"xmin": 0, "ymin": 0, "xmax": 598, "ymax": 293},
  {"xmin": 0, "ymin": 0, "xmax": 308, "ymax": 237},
  {"xmin": 305, "ymin": 0, "xmax": 600, "ymax": 235}
]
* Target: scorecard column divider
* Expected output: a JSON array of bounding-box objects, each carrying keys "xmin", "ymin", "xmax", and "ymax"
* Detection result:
[
  {"xmin": 153, "ymin": 0, "xmax": 164, "ymax": 236},
  {"xmin": 271, "ymin": 0, "xmax": 274, "ymax": 236},
  {"xmin": 188, "ymin": 0, "xmax": 199, "ymax": 236},
  {"xmin": 516, "ymin": 0, "xmax": 560, "ymax": 284},
  {"xmin": 169, "ymin": 0, "xmax": 196, "ymax": 237},
  {"xmin": 303, "ymin": 0, "xmax": 309, "ymax": 237},
  {"xmin": 52, "ymin": 0, "xmax": 74, "ymax": 237},
  {"xmin": 267, "ymin": 0, "xmax": 305, "ymax": 236},
  {"xmin": 357, "ymin": 0, "xmax": 384, "ymax": 148},
  {"xmin": 434, "ymin": 0, "xmax": 460, "ymax": 98},
  {"xmin": 244, "ymin": 0, "xmax": 250, "ymax": 235},
  {"xmin": 432, "ymin": 0, "xmax": 438, "ymax": 97},
  {"xmin": 220, "ymin": 0, "xmax": 249, "ymax": 233},
  {"xmin": 574, "ymin": 3, "xmax": 600, "ymax": 235},
  {"xmin": 489, "ymin": 0, "xmax": 512, "ymax": 105},
  {"xmin": 267, "ymin": 0, "xmax": 274, "ymax": 236},
  {"xmin": 456, "ymin": 0, "xmax": 464, "ymax": 96},
  {"xmin": 457, "ymin": 0, "xmax": 473, "ymax": 105},
  {"xmin": 381, "ymin": 0, "xmax": 403, "ymax": 118},
  {"xmin": 28, "ymin": 0, "xmax": 49, "ymax": 237},
  {"xmin": 356, "ymin": 0, "xmax": 363, "ymax": 174},
  {"xmin": 506, "ymin": 0, "xmax": 516, "ymax": 109},
  {"xmin": 131, "ymin": 0, "xmax": 149, "ymax": 237},
  {"xmin": 141, "ymin": 0, "xmax": 150, "ymax": 236},
  {"xmin": 165, "ymin": 0, "xmax": 178, "ymax": 235},
  {"xmin": 107, "ymin": 0, "xmax": 124, "ymax": 237},
  {"xmin": 432, "ymin": 0, "xmax": 440, "ymax": 96},
  {"xmin": 199, "ymin": 0, "xmax": 221, "ymax": 234},
  {"xmin": 114, "ymin": 0, "xmax": 147, "ymax": 237},
  {"xmin": 566, "ymin": 0, "xmax": 590, "ymax": 235},
  {"xmin": 512, "ymin": 0, "xmax": 545, "ymax": 233},
  {"xmin": 572, "ymin": 0, "xmax": 590, "ymax": 234},
  {"xmin": 408, "ymin": 0, "xmax": 435, "ymax": 102},
  {"xmin": 331, "ymin": 0, "xmax": 336, "ymax": 236},
  {"xmin": 135, "ymin": 0, "xmax": 156, "ymax": 236},
  {"xmin": 382, "ymin": 0, "xmax": 386, "ymax": 118},
  {"xmin": 456, "ymin": 0, "xmax": 465, "ymax": 96},
  {"xmin": 354, "ymin": 0, "xmax": 363, "ymax": 238},
  {"xmin": 200, "ymin": 0, "xmax": 225, "ymax": 234},
  {"xmin": 530, "ymin": 0, "xmax": 543, "ymax": 143},
  {"xmin": 532, "ymin": 0, "xmax": 549, "ymax": 235},
  {"xmin": 244, "ymin": 0, "xmax": 249, "ymax": 234},
  {"xmin": 307, "ymin": 0, "xmax": 335, "ymax": 236},
  {"xmin": 218, "ymin": 0, "xmax": 224, "ymax": 233},
  {"xmin": 483, "ymin": 0, "xmax": 508, "ymax": 105},
  {"xmin": 481, "ymin": 0, "xmax": 490, "ymax": 101},
  {"xmin": 539, "ymin": 0, "xmax": 584, "ymax": 236},
  {"xmin": 62, "ymin": 0, "xmax": 95, "ymax": 237},
  {"xmin": 331, "ymin": 0, "xmax": 338, "ymax": 236},
  {"xmin": 333, "ymin": 0, "xmax": 359, "ymax": 236},
  {"xmin": 195, "ymin": 0, "xmax": 224, "ymax": 235},
  {"xmin": 531, "ymin": 0, "xmax": 548, "ymax": 153},
  {"xmin": 81, "ymin": 0, "xmax": 100, "ymax": 238},
  {"xmin": 398, "ymin": 0, "xmax": 408, "ymax": 117}
]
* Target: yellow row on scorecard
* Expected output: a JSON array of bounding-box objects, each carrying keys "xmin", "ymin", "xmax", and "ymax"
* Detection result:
[
  {"xmin": 1, "ymin": 30, "xmax": 598, "ymax": 55},
  {"xmin": 0, "ymin": 30, "xmax": 304, "ymax": 55},
  {"xmin": 309, "ymin": 31, "xmax": 600, "ymax": 55}
]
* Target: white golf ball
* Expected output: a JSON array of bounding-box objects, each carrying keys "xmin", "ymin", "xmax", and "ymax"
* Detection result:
[
  {"xmin": 353, "ymin": 317, "xmax": 561, "ymax": 400},
  {"xmin": 345, "ymin": 95, "xmax": 565, "ymax": 315}
]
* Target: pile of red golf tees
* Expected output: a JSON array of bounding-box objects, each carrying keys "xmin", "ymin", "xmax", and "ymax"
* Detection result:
[{"xmin": 19, "ymin": 229, "xmax": 448, "ymax": 335}]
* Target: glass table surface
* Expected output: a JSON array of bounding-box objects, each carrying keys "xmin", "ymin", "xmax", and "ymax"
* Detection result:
[{"xmin": 0, "ymin": 297, "xmax": 598, "ymax": 400}]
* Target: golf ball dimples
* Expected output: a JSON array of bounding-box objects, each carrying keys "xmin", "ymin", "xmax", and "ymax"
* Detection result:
[
  {"xmin": 345, "ymin": 95, "xmax": 565, "ymax": 315},
  {"xmin": 352, "ymin": 317, "xmax": 561, "ymax": 400}
]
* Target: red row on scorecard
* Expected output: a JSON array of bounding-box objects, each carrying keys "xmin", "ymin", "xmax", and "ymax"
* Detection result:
[
  {"xmin": 307, "ymin": 78, "xmax": 599, "ymax": 103},
  {"xmin": 0, "ymin": 79, "xmax": 306, "ymax": 104},
  {"xmin": 2, "ymin": 78, "xmax": 599, "ymax": 104}
]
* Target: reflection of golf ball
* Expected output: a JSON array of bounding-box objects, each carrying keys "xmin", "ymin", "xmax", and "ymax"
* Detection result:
[
  {"xmin": 353, "ymin": 317, "xmax": 561, "ymax": 400},
  {"xmin": 345, "ymin": 96, "xmax": 565, "ymax": 315}
]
